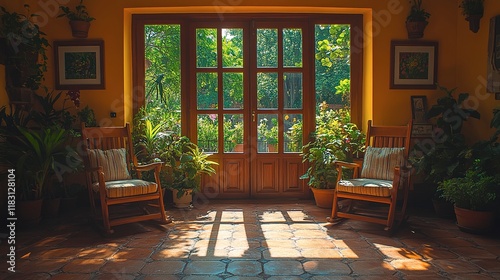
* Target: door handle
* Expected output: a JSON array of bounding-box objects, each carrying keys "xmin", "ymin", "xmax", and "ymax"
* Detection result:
[{"xmin": 252, "ymin": 111, "xmax": 256, "ymax": 122}]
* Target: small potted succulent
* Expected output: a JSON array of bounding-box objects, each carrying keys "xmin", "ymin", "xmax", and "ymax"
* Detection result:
[
  {"xmin": 58, "ymin": 0, "xmax": 95, "ymax": 38},
  {"xmin": 406, "ymin": 0, "xmax": 431, "ymax": 39}
]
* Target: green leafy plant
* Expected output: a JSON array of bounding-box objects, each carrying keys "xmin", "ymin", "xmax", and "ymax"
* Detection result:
[
  {"xmin": 438, "ymin": 160, "xmax": 496, "ymax": 211},
  {"xmin": 300, "ymin": 103, "xmax": 365, "ymax": 189},
  {"xmin": 0, "ymin": 5, "xmax": 49, "ymax": 90},
  {"xmin": 0, "ymin": 126, "xmax": 80, "ymax": 200},
  {"xmin": 58, "ymin": 0, "xmax": 95, "ymax": 22},
  {"xmin": 406, "ymin": 0, "xmax": 431, "ymax": 22},
  {"xmin": 460, "ymin": 0, "xmax": 484, "ymax": 17},
  {"xmin": 77, "ymin": 105, "xmax": 97, "ymax": 127},
  {"xmin": 410, "ymin": 85, "xmax": 480, "ymax": 185}
]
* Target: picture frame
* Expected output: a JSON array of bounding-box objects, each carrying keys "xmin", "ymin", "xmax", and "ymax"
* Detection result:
[
  {"xmin": 410, "ymin": 95, "xmax": 428, "ymax": 123},
  {"xmin": 412, "ymin": 123, "xmax": 433, "ymax": 138},
  {"xmin": 390, "ymin": 40, "xmax": 438, "ymax": 89},
  {"xmin": 54, "ymin": 40, "xmax": 105, "ymax": 90}
]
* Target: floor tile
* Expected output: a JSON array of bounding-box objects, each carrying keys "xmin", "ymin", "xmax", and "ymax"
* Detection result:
[{"xmin": 2, "ymin": 200, "xmax": 499, "ymax": 280}]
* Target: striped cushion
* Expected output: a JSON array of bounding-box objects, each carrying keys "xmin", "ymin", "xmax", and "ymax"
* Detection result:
[
  {"xmin": 92, "ymin": 179, "xmax": 158, "ymax": 198},
  {"xmin": 337, "ymin": 178, "xmax": 393, "ymax": 197},
  {"xmin": 360, "ymin": 147, "xmax": 404, "ymax": 180},
  {"xmin": 88, "ymin": 148, "xmax": 131, "ymax": 182}
]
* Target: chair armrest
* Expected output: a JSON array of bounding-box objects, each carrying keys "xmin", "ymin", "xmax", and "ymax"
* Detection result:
[
  {"xmin": 335, "ymin": 160, "xmax": 362, "ymax": 181},
  {"xmin": 135, "ymin": 162, "xmax": 163, "ymax": 172},
  {"xmin": 335, "ymin": 161, "xmax": 361, "ymax": 169}
]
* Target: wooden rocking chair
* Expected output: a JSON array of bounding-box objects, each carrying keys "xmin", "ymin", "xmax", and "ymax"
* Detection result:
[
  {"xmin": 328, "ymin": 120, "xmax": 413, "ymax": 231},
  {"xmin": 80, "ymin": 123, "xmax": 170, "ymax": 234}
]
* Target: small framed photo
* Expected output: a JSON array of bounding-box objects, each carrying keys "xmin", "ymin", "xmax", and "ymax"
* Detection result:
[
  {"xmin": 54, "ymin": 40, "xmax": 105, "ymax": 90},
  {"xmin": 390, "ymin": 40, "xmax": 438, "ymax": 89},
  {"xmin": 410, "ymin": 95, "xmax": 428, "ymax": 123}
]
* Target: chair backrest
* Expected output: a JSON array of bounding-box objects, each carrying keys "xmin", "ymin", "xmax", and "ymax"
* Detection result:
[
  {"xmin": 80, "ymin": 123, "xmax": 137, "ymax": 171},
  {"xmin": 365, "ymin": 120, "xmax": 412, "ymax": 159}
]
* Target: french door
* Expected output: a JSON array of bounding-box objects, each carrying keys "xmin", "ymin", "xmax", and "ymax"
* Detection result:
[
  {"xmin": 190, "ymin": 20, "xmax": 311, "ymax": 199},
  {"xmin": 133, "ymin": 14, "xmax": 362, "ymax": 200}
]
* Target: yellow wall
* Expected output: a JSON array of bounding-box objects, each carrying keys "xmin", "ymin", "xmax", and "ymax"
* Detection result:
[{"xmin": 1, "ymin": 0, "xmax": 499, "ymax": 142}]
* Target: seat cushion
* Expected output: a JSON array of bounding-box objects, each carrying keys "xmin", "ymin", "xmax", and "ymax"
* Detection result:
[
  {"xmin": 337, "ymin": 178, "xmax": 393, "ymax": 197},
  {"xmin": 360, "ymin": 147, "xmax": 405, "ymax": 180},
  {"xmin": 87, "ymin": 148, "xmax": 131, "ymax": 182},
  {"xmin": 92, "ymin": 179, "xmax": 158, "ymax": 198}
]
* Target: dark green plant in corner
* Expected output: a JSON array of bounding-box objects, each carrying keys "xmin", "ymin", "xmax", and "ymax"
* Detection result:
[
  {"xmin": 410, "ymin": 85, "xmax": 480, "ymax": 186},
  {"xmin": 438, "ymin": 160, "xmax": 496, "ymax": 211}
]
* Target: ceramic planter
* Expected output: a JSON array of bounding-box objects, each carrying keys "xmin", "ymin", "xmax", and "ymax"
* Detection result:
[
  {"xmin": 406, "ymin": 21, "xmax": 428, "ymax": 39},
  {"xmin": 454, "ymin": 205, "xmax": 495, "ymax": 234},
  {"xmin": 173, "ymin": 189, "xmax": 193, "ymax": 208},
  {"xmin": 310, "ymin": 188, "xmax": 335, "ymax": 209},
  {"xmin": 69, "ymin": 20, "xmax": 91, "ymax": 38}
]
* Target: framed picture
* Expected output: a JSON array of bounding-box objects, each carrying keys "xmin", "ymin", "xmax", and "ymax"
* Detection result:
[
  {"xmin": 54, "ymin": 40, "xmax": 105, "ymax": 90},
  {"xmin": 410, "ymin": 95, "xmax": 428, "ymax": 123},
  {"xmin": 412, "ymin": 123, "xmax": 433, "ymax": 138},
  {"xmin": 390, "ymin": 40, "xmax": 438, "ymax": 89}
]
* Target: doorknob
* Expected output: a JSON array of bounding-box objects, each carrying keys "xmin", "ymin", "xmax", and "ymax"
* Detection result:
[{"xmin": 252, "ymin": 111, "xmax": 256, "ymax": 122}]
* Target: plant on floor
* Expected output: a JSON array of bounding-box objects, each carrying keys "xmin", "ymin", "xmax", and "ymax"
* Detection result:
[
  {"xmin": 410, "ymin": 85, "xmax": 480, "ymax": 188},
  {"xmin": 300, "ymin": 102, "xmax": 365, "ymax": 189},
  {"xmin": 438, "ymin": 160, "xmax": 496, "ymax": 211},
  {"xmin": 132, "ymin": 111, "xmax": 218, "ymax": 198}
]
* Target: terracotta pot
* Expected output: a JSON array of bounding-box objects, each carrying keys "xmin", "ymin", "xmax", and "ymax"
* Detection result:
[
  {"xmin": 69, "ymin": 20, "xmax": 91, "ymax": 38},
  {"xmin": 310, "ymin": 188, "xmax": 335, "ymax": 209},
  {"xmin": 406, "ymin": 21, "xmax": 428, "ymax": 39},
  {"xmin": 454, "ymin": 205, "xmax": 494, "ymax": 234},
  {"xmin": 172, "ymin": 189, "xmax": 193, "ymax": 208},
  {"xmin": 466, "ymin": 15, "xmax": 482, "ymax": 33}
]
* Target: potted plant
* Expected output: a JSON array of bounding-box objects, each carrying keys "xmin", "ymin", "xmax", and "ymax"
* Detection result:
[
  {"xmin": 58, "ymin": 0, "xmax": 95, "ymax": 38},
  {"xmin": 460, "ymin": 0, "xmax": 484, "ymax": 33},
  {"xmin": 0, "ymin": 125, "xmax": 77, "ymax": 225},
  {"xmin": 170, "ymin": 144, "xmax": 217, "ymax": 207},
  {"xmin": 300, "ymin": 103, "xmax": 365, "ymax": 208},
  {"xmin": 132, "ymin": 113, "xmax": 218, "ymax": 208},
  {"xmin": 0, "ymin": 5, "xmax": 49, "ymax": 105},
  {"xmin": 410, "ymin": 85, "xmax": 480, "ymax": 218},
  {"xmin": 437, "ymin": 160, "xmax": 496, "ymax": 233},
  {"xmin": 406, "ymin": 0, "xmax": 431, "ymax": 39},
  {"xmin": 257, "ymin": 117, "xmax": 279, "ymax": 152}
]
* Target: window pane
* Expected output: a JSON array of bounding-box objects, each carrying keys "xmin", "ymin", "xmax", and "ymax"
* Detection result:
[
  {"xmin": 257, "ymin": 114, "xmax": 278, "ymax": 153},
  {"xmin": 197, "ymin": 28, "xmax": 217, "ymax": 68},
  {"xmin": 223, "ymin": 72, "xmax": 243, "ymax": 109},
  {"xmin": 257, "ymin": 29, "xmax": 278, "ymax": 68},
  {"xmin": 197, "ymin": 114, "xmax": 218, "ymax": 153},
  {"xmin": 284, "ymin": 72, "xmax": 302, "ymax": 109},
  {"xmin": 144, "ymin": 24, "xmax": 182, "ymax": 134},
  {"xmin": 224, "ymin": 114, "xmax": 244, "ymax": 153},
  {"xmin": 257, "ymin": 72, "xmax": 278, "ymax": 110},
  {"xmin": 283, "ymin": 28, "xmax": 302, "ymax": 67},
  {"xmin": 197, "ymin": 72, "xmax": 218, "ymax": 109},
  {"xmin": 284, "ymin": 114, "xmax": 302, "ymax": 153},
  {"xmin": 222, "ymin": 28, "xmax": 243, "ymax": 68},
  {"xmin": 315, "ymin": 24, "xmax": 351, "ymax": 113}
]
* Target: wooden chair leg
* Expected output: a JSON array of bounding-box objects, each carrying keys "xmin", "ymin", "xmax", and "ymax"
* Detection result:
[
  {"xmin": 328, "ymin": 191, "xmax": 340, "ymax": 223},
  {"xmin": 157, "ymin": 194, "xmax": 171, "ymax": 224}
]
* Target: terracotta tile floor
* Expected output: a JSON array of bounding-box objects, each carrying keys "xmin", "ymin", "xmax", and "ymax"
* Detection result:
[{"xmin": 1, "ymin": 200, "xmax": 500, "ymax": 279}]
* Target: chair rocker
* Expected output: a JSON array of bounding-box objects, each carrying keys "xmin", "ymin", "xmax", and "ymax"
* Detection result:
[
  {"xmin": 328, "ymin": 120, "xmax": 413, "ymax": 231},
  {"xmin": 81, "ymin": 123, "xmax": 170, "ymax": 235}
]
